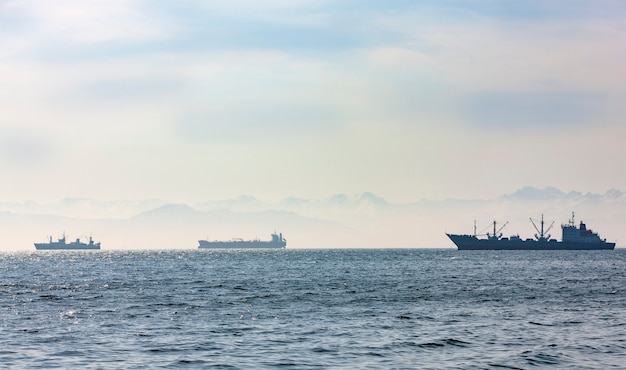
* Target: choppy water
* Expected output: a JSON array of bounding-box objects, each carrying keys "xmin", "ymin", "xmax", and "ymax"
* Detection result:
[{"xmin": 1, "ymin": 249, "xmax": 625, "ymax": 369}]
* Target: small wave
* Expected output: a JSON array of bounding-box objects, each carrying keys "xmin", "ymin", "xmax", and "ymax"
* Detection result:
[
  {"xmin": 521, "ymin": 351, "xmax": 561, "ymax": 366},
  {"xmin": 487, "ymin": 363, "xmax": 526, "ymax": 370},
  {"xmin": 176, "ymin": 359, "xmax": 208, "ymax": 365},
  {"xmin": 38, "ymin": 294, "xmax": 62, "ymax": 300},
  {"xmin": 417, "ymin": 338, "xmax": 470, "ymax": 348},
  {"xmin": 528, "ymin": 321, "xmax": 554, "ymax": 326},
  {"xmin": 200, "ymin": 363, "xmax": 237, "ymax": 368},
  {"xmin": 147, "ymin": 347, "xmax": 185, "ymax": 353},
  {"xmin": 20, "ymin": 328, "xmax": 40, "ymax": 334},
  {"xmin": 562, "ymin": 320, "xmax": 583, "ymax": 325},
  {"xmin": 52, "ymin": 350, "xmax": 85, "ymax": 357},
  {"xmin": 311, "ymin": 347, "xmax": 337, "ymax": 353},
  {"xmin": 445, "ymin": 338, "xmax": 470, "ymax": 346}
]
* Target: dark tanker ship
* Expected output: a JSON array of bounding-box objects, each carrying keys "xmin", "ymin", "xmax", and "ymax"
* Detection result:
[
  {"xmin": 447, "ymin": 213, "xmax": 615, "ymax": 250},
  {"xmin": 198, "ymin": 232, "xmax": 286, "ymax": 249}
]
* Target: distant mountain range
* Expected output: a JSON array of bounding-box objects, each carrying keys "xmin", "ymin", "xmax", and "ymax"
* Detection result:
[
  {"xmin": 502, "ymin": 186, "xmax": 623, "ymax": 201},
  {"xmin": 0, "ymin": 187, "xmax": 623, "ymax": 250}
]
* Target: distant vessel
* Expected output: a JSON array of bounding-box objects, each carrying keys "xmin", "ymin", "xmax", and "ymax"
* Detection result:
[
  {"xmin": 198, "ymin": 232, "xmax": 286, "ymax": 249},
  {"xmin": 34, "ymin": 234, "xmax": 101, "ymax": 250},
  {"xmin": 447, "ymin": 213, "xmax": 615, "ymax": 250}
]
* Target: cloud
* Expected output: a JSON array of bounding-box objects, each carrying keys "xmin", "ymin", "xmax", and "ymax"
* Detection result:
[
  {"xmin": 1, "ymin": 0, "xmax": 626, "ymax": 203},
  {"xmin": 0, "ymin": 127, "xmax": 59, "ymax": 169},
  {"xmin": 177, "ymin": 103, "xmax": 342, "ymax": 143},
  {"xmin": 2, "ymin": 0, "xmax": 170, "ymax": 44},
  {"xmin": 465, "ymin": 91, "xmax": 606, "ymax": 129},
  {"xmin": 79, "ymin": 76, "xmax": 187, "ymax": 102}
]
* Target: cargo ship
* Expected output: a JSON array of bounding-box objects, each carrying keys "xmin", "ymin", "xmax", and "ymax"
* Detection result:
[
  {"xmin": 35, "ymin": 234, "xmax": 101, "ymax": 250},
  {"xmin": 447, "ymin": 213, "xmax": 615, "ymax": 250},
  {"xmin": 198, "ymin": 232, "xmax": 286, "ymax": 249}
]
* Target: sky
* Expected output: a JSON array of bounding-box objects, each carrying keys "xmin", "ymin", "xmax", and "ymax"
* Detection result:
[{"xmin": 1, "ymin": 0, "xmax": 625, "ymax": 204}]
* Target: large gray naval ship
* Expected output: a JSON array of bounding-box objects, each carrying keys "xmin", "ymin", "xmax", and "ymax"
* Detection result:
[
  {"xmin": 198, "ymin": 232, "xmax": 286, "ymax": 249},
  {"xmin": 35, "ymin": 233, "xmax": 101, "ymax": 250},
  {"xmin": 447, "ymin": 213, "xmax": 615, "ymax": 250}
]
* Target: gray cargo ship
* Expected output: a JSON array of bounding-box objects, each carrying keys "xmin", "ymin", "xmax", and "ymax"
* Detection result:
[
  {"xmin": 35, "ymin": 233, "xmax": 101, "ymax": 250},
  {"xmin": 198, "ymin": 232, "xmax": 286, "ymax": 249},
  {"xmin": 447, "ymin": 213, "xmax": 615, "ymax": 250}
]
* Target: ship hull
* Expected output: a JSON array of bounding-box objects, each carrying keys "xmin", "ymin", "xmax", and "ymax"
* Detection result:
[
  {"xmin": 447, "ymin": 234, "xmax": 615, "ymax": 250},
  {"xmin": 34, "ymin": 244, "xmax": 100, "ymax": 250},
  {"xmin": 198, "ymin": 240, "xmax": 286, "ymax": 249}
]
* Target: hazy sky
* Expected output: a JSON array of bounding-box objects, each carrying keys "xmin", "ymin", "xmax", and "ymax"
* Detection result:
[{"xmin": 1, "ymin": 0, "xmax": 625, "ymax": 203}]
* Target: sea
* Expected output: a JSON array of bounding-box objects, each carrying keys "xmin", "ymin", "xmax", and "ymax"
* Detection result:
[{"xmin": 1, "ymin": 249, "xmax": 625, "ymax": 369}]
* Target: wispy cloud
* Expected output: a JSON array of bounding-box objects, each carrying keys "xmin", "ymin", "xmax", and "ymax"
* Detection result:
[{"xmin": 0, "ymin": 1, "xmax": 625, "ymax": 202}]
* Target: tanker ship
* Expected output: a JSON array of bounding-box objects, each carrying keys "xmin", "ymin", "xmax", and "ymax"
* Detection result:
[
  {"xmin": 447, "ymin": 213, "xmax": 615, "ymax": 250},
  {"xmin": 198, "ymin": 232, "xmax": 286, "ymax": 249}
]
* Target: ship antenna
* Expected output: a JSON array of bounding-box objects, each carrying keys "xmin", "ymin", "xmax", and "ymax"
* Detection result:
[{"xmin": 474, "ymin": 220, "xmax": 477, "ymax": 237}]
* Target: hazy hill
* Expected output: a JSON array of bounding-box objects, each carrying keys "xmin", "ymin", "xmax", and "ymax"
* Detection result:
[{"xmin": 0, "ymin": 186, "xmax": 624, "ymax": 250}]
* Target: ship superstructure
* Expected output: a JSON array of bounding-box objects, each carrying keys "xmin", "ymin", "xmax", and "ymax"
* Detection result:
[
  {"xmin": 198, "ymin": 232, "xmax": 286, "ymax": 249},
  {"xmin": 447, "ymin": 213, "xmax": 615, "ymax": 250},
  {"xmin": 34, "ymin": 233, "xmax": 101, "ymax": 250}
]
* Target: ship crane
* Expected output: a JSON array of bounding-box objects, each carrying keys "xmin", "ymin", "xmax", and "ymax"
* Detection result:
[
  {"xmin": 530, "ymin": 214, "xmax": 554, "ymax": 241},
  {"xmin": 481, "ymin": 220, "xmax": 508, "ymax": 240}
]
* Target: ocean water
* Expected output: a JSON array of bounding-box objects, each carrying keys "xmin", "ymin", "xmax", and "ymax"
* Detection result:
[{"xmin": 1, "ymin": 249, "xmax": 625, "ymax": 369}]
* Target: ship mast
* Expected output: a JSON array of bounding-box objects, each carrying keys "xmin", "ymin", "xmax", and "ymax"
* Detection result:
[{"xmin": 530, "ymin": 214, "xmax": 554, "ymax": 241}]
